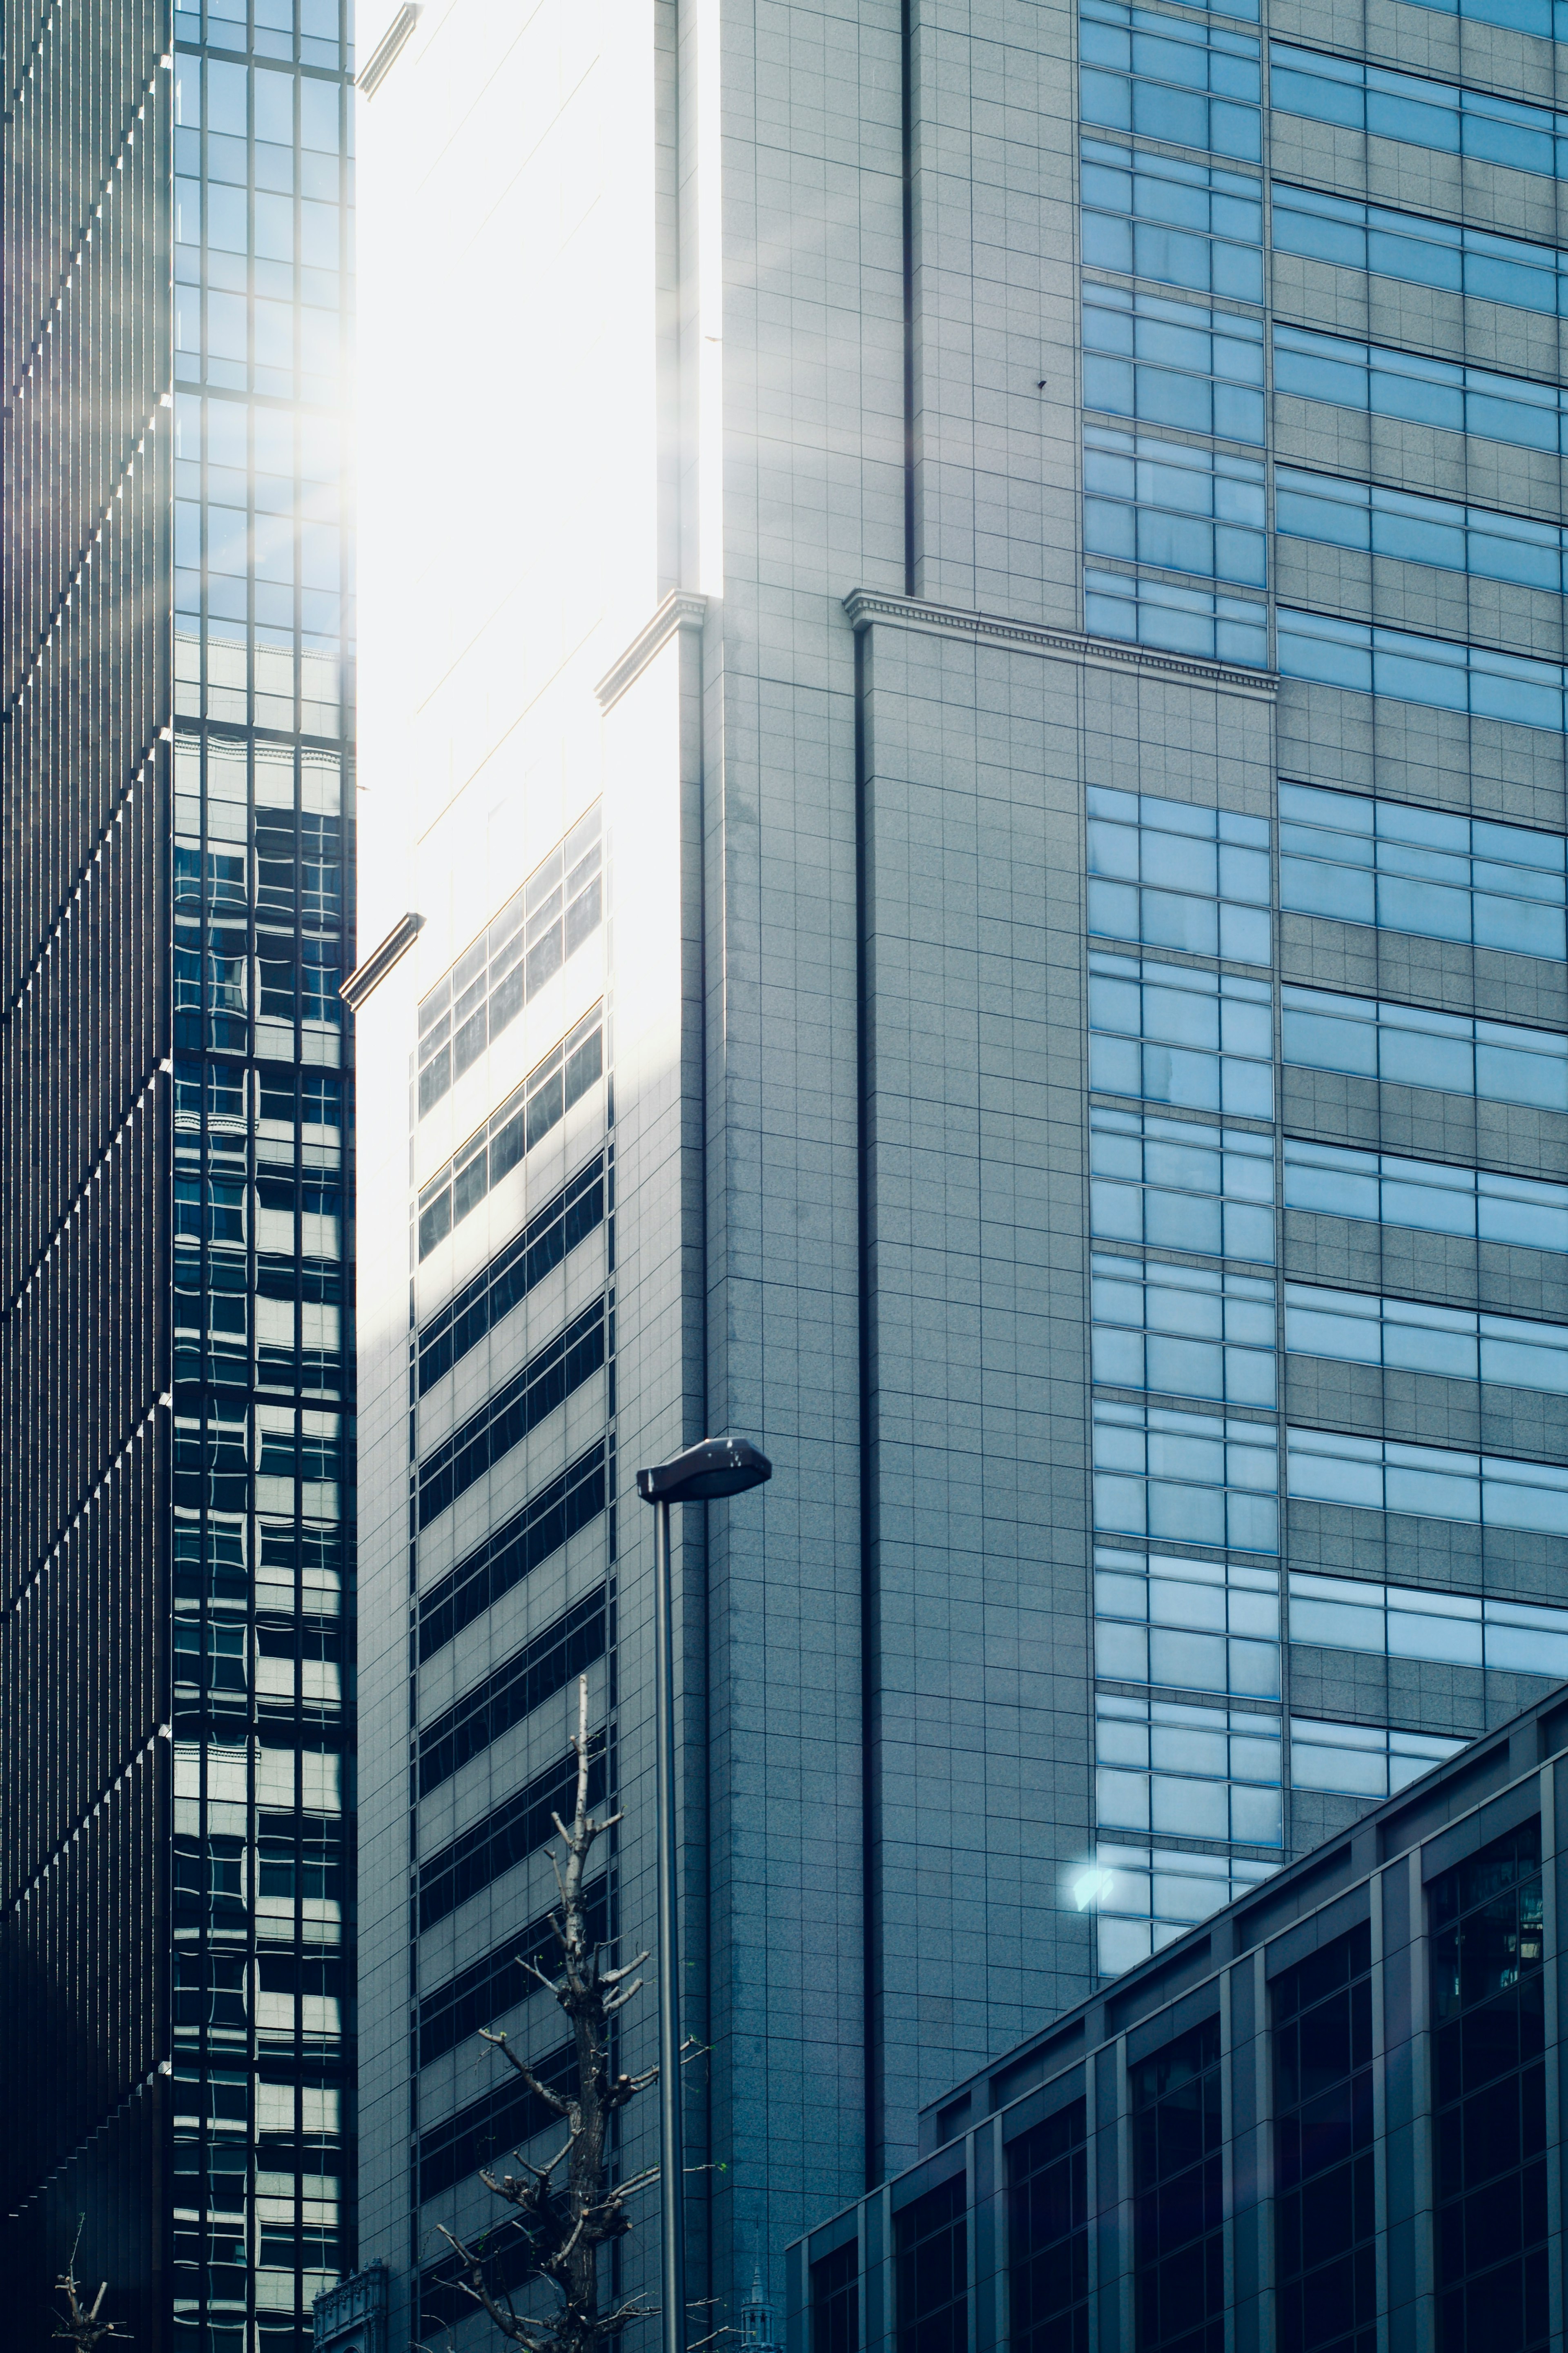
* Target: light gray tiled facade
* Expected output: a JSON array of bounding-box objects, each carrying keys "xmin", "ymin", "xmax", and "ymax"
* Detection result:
[{"xmin": 351, "ymin": 0, "xmax": 1568, "ymax": 2340}]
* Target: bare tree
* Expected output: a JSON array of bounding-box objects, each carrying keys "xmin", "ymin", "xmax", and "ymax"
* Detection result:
[
  {"xmin": 436, "ymin": 1675, "xmax": 660, "ymax": 2353},
  {"xmin": 51, "ymin": 2220, "xmax": 129, "ymax": 2348}
]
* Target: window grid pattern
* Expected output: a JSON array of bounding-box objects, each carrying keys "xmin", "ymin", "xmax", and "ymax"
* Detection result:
[
  {"xmin": 1087, "ymin": 786, "xmax": 1271, "ymax": 963},
  {"xmin": 893, "ymin": 2177, "xmax": 968, "ymax": 2353},
  {"xmin": 1085, "ymin": 425, "xmax": 1267, "ymax": 588},
  {"xmin": 1286, "ymin": 1426, "xmax": 1568, "ymax": 1535},
  {"xmin": 1285, "ymin": 1282, "xmax": 1568, "ymax": 1394},
  {"xmin": 1095, "ymin": 1397, "xmax": 1280, "ymax": 1553},
  {"xmin": 811, "ymin": 2242, "xmax": 860, "ymax": 2353},
  {"xmin": 1091, "ymin": 953, "xmax": 1274, "ymax": 1120},
  {"xmin": 1277, "ymin": 468, "xmax": 1568, "ymax": 611},
  {"xmin": 1278, "ymin": 782, "xmax": 1568, "ymax": 962},
  {"xmin": 1090, "ymin": 1108, "xmax": 1275, "ymax": 1262},
  {"xmin": 1274, "ymin": 324, "xmax": 1568, "ymax": 459},
  {"xmin": 167, "ymin": 0, "xmax": 354, "ymax": 2337},
  {"xmin": 1273, "ymin": 1923, "xmax": 1376, "ymax": 2353},
  {"xmin": 1095, "ymin": 1545, "xmax": 1281, "ymax": 1698},
  {"xmin": 1272, "ymin": 44, "xmax": 1568, "ymax": 178},
  {"xmin": 1007, "ymin": 2105, "xmax": 1089, "ymax": 2353},
  {"xmin": 1279, "ymin": 608, "xmax": 1568, "ymax": 735},
  {"xmin": 1092, "ymin": 1252, "xmax": 1276, "ymax": 1407},
  {"xmin": 1084, "ymin": 283, "xmax": 1265, "ymax": 443},
  {"xmin": 1282, "ymin": 986, "xmax": 1568, "ymax": 1113},
  {"xmin": 1283, "ymin": 1141, "xmax": 1568, "ymax": 1255},
  {"xmin": 1289, "ymin": 1715, "xmax": 1463, "ymax": 1796},
  {"xmin": 1274, "ymin": 183, "xmax": 1568, "ymax": 321},
  {"xmin": 416, "ymin": 804, "xmax": 604, "ymax": 1118},
  {"xmin": 416, "ymin": 1008, "xmax": 604, "ymax": 1261},
  {"xmin": 1133, "ymin": 2017, "xmax": 1225, "ymax": 2353},
  {"xmin": 1097, "ymin": 1690, "xmax": 1283, "ymax": 1845},
  {"xmin": 1288, "ymin": 1569, "xmax": 1568, "ymax": 1680},
  {"xmin": 1082, "ymin": 137, "xmax": 1264, "ymax": 301},
  {"xmin": 1429, "ymin": 1824, "xmax": 1548, "ymax": 2353},
  {"xmin": 1081, "ymin": 2, "xmax": 1261, "ymax": 161}
]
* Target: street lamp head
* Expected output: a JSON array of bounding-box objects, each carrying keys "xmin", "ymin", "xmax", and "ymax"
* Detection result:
[{"xmin": 636, "ymin": 1435, "xmax": 773, "ymax": 1506}]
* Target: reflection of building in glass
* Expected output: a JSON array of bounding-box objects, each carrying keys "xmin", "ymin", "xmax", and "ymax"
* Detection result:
[
  {"xmin": 1, "ymin": 0, "xmax": 354, "ymax": 2342},
  {"xmin": 348, "ymin": 0, "xmax": 1568, "ymax": 2323},
  {"xmin": 789, "ymin": 1697, "xmax": 1562, "ymax": 2353}
]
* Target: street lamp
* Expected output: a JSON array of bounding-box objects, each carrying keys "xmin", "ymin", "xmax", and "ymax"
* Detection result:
[{"xmin": 636, "ymin": 1437, "xmax": 773, "ymax": 2353}]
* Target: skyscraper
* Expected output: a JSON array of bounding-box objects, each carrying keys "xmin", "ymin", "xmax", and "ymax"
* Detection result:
[
  {"xmin": 371, "ymin": 0, "xmax": 1563, "ymax": 2339},
  {"xmin": 2, "ymin": 2, "xmax": 354, "ymax": 2346}
]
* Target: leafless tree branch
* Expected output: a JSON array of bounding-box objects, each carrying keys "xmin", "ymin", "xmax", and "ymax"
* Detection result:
[{"xmin": 435, "ymin": 1675, "xmax": 663, "ymax": 2353}]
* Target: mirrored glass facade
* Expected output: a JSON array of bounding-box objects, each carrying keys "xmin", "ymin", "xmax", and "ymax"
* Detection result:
[{"xmin": 2, "ymin": 0, "xmax": 353, "ymax": 2342}]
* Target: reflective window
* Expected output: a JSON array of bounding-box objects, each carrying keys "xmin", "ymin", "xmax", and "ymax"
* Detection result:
[
  {"xmin": 1097, "ymin": 1691, "xmax": 1283, "ymax": 1843},
  {"xmin": 416, "ymin": 1157, "xmax": 605, "ymax": 1396},
  {"xmin": 1088, "ymin": 785, "xmax": 1271, "ymax": 961},
  {"xmin": 1087, "ymin": 566, "xmax": 1267, "ymax": 663},
  {"xmin": 1093, "ymin": 1252, "xmax": 1276, "ymax": 1405},
  {"xmin": 894, "ymin": 2179, "xmax": 967, "ymax": 2353},
  {"xmin": 1081, "ymin": 137, "xmax": 1264, "ymax": 301},
  {"xmin": 1094, "ymin": 1396, "xmax": 1280, "ymax": 1552},
  {"xmin": 1282, "ymin": 983, "xmax": 1568, "ymax": 1112},
  {"xmin": 1091, "ymin": 951, "xmax": 1274, "ymax": 1119},
  {"xmin": 1094, "ymin": 1544, "xmax": 1281, "ymax": 1696},
  {"xmin": 1274, "ymin": 182, "xmax": 1568, "ymax": 320},
  {"xmin": 1086, "ymin": 426, "xmax": 1267, "ymax": 589},
  {"xmin": 1084, "ymin": 283, "xmax": 1265, "ymax": 444},
  {"xmin": 417, "ymin": 805, "xmax": 603, "ymax": 1117},
  {"xmin": 1273, "ymin": 1925, "xmax": 1377, "ymax": 2353},
  {"xmin": 1089, "ymin": 1841, "xmax": 1276, "ymax": 1975},
  {"xmin": 415, "ymin": 1300, "xmax": 607, "ymax": 1531},
  {"xmin": 1283, "ymin": 1138, "xmax": 1568, "ymax": 1253},
  {"xmin": 1428, "ymin": 1822, "xmax": 1547, "ymax": 2353},
  {"xmin": 1274, "ymin": 323, "xmax": 1568, "ymax": 459},
  {"xmin": 811, "ymin": 2243, "xmax": 859, "ymax": 2353},
  {"xmin": 1131, "ymin": 2019, "xmax": 1226, "ymax": 2353},
  {"xmin": 1279, "ymin": 781, "xmax": 1567, "ymax": 962},
  {"xmin": 1272, "ymin": 44, "xmax": 1568, "ymax": 180},
  {"xmin": 1279, "ymin": 606, "xmax": 1568, "ymax": 732},
  {"xmin": 1009, "ymin": 2105, "xmax": 1089, "ymax": 2353},
  {"xmin": 1285, "ymin": 1281, "xmax": 1568, "ymax": 1393},
  {"xmin": 1081, "ymin": 2, "xmax": 1261, "ymax": 161},
  {"xmin": 1277, "ymin": 467, "xmax": 1568, "ymax": 604},
  {"xmin": 1288, "ymin": 1567, "xmax": 1568, "ymax": 1679},
  {"xmin": 1291, "ymin": 1716, "xmax": 1467, "ymax": 1795},
  {"xmin": 1399, "ymin": 0, "xmax": 1568, "ymax": 39},
  {"xmin": 416, "ymin": 1008, "xmax": 604, "ymax": 1262},
  {"xmin": 1286, "ymin": 1425, "xmax": 1568, "ymax": 1534},
  {"xmin": 1091, "ymin": 1106, "xmax": 1275, "ymax": 1261}
]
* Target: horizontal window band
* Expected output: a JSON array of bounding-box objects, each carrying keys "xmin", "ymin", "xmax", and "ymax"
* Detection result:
[
  {"xmin": 416, "ymin": 1587, "xmax": 610, "ymax": 1799},
  {"xmin": 416, "ymin": 2037, "xmax": 577, "ymax": 2205},
  {"xmin": 416, "ymin": 1296, "xmax": 607, "ymax": 1531},
  {"xmin": 417, "ymin": 1153, "xmax": 606, "ymax": 1398},
  {"xmin": 415, "ymin": 1877, "xmax": 610, "ymax": 2070},
  {"xmin": 416, "ymin": 1438, "xmax": 609, "ymax": 1663},
  {"xmin": 416, "ymin": 1732, "xmax": 610, "ymax": 1934}
]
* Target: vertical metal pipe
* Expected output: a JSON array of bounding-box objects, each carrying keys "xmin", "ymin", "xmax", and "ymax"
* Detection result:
[{"xmin": 655, "ymin": 1493, "xmax": 688, "ymax": 2353}]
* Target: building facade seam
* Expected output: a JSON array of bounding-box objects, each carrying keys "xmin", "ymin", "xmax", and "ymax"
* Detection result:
[
  {"xmin": 1, "ymin": 1062, "xmax": 161, "ymax": 1318},
  {"xmin": 1, "ymin": 766, "xmax": 156, "ymax": 1022}
]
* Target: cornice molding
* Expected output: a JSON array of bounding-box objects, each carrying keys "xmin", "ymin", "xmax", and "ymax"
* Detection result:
[
  {"xmin": 341, "ymin": 909, "xmax": 424, "ymax": 1011},
  {"xmin": 595, "ymin": 590, "xmax": 709, "ymax": 712},
  {"xmin": 842, "ymin": 588, "xmax": 1279, "ymax": 698}
]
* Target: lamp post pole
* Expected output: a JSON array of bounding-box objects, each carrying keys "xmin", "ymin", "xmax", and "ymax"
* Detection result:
[
  {"xmin": 651, "ymin": 1489, "xmax": 684, "ymax": 2353},
  {"xmin": 637, "ymin": 1437, "xmax": 773, "ymax": 2353}
]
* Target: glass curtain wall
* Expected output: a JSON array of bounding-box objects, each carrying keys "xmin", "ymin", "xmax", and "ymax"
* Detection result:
[{"xmin": 169, "ymin": 0, "xmax": 354, "ymax": 2344}]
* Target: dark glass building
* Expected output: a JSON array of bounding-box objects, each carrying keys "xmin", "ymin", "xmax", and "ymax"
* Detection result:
[
  {"xmin": 787, "ymin": 1685, "xmax": 1568, "ymax": 2353},
  {"xmin": 1, "ymin": 2, "xmax": 354, "ymax": 2345}
]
